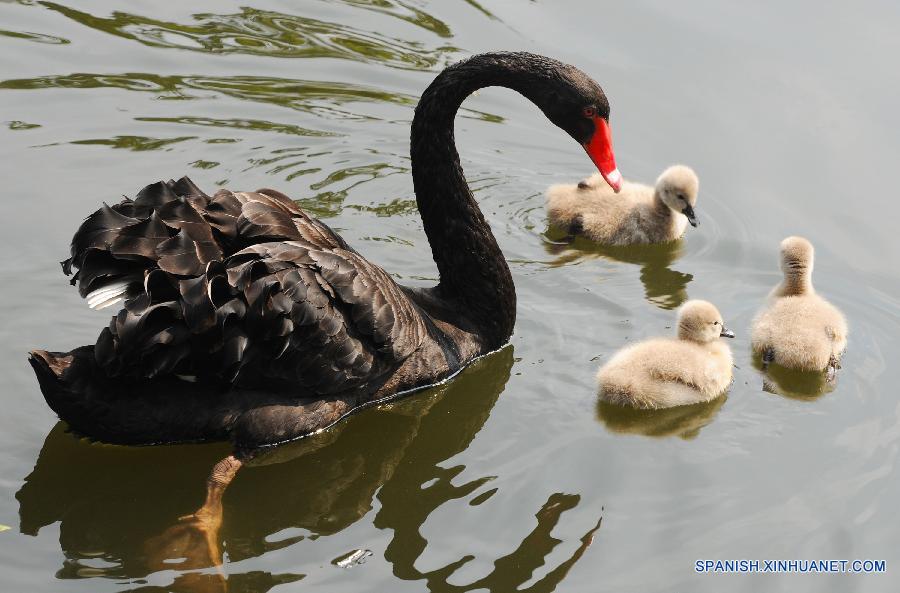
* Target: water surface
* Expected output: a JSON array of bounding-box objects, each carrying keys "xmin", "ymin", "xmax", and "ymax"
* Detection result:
[{"xmin": 1, "ymin": 1, "xmax": 899, "ymax": 592}]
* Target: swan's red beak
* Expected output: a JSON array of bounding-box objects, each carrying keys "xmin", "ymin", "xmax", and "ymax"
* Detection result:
[{"xmin": 582, "ymin": 117, "xmax": 621, "ymax": 193}]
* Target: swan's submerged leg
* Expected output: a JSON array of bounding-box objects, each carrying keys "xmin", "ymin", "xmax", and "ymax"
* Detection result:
[
  {"xmin": 143, "ymin": 455, "xmax": 243, "ymax": 574},
  {"xmin": 761, "ymin": 347, "xmax": 775, "ymax": 370},
  {"xmin": 759, "ymin": 348, "xmax": 778, "ymax": 392},
  {"xmin": 566, "ymin": 215, "xmax": 584, "ymax": 240},
  {"xmin": 826, "ymin": 355, "xmax": 841, "ymax": 384},
  {"xmin": 184, "ymin": 454, "xmax": 243, "ymax": 528}
]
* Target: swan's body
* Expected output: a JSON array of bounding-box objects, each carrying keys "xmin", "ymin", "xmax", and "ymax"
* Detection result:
[
  {"xmin": 30, "ymin": 182, "xmax": 478, "ymax": 450},
  {"xmin": 30, "ymin": 52, "xmax": 621, "ymax": 453},
  {"xmin": 597, "ymin": 300, "xmax": 734, "ymax": 409},
  {"xmin": 751, "ymin": 236, "xmax": 847, "ymax": 371},
  {"xmin": 546, "ymin": 165, "xmax": 698, "ymax": 244}
]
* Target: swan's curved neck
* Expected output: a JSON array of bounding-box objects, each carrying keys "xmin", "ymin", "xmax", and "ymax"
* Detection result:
[
  {"xmin": 778, "ymin": 272, "xmax": 814, "ymax": 296},
  {"xmin": 411, "ymin": 53, "xmax": 554, "ymax": 348}
]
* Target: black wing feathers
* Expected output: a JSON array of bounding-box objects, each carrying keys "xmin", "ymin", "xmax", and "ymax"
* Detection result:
[{"xmin": 64, "ymin": 177, "xmax": 426, "ymax": 394}]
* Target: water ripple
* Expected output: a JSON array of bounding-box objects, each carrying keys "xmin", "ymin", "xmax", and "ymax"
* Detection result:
[
  {"xmin": 336, "ymin": 0, "xmax": 454, "ymax": 37},
  {"xmin": 0, "ymin": 71, "xmax": 502, "ymax": 123},
  {"xmin": 0, "ymin": 28, "xmax": 69, "ymax": 44},
  {"xmin": 0, "ymin": 72, "xmax": 413, "ymax": 113},
  {"xmin": 136, "ymin": 115, "xmax": 340, "ymax": 138},
  {"xmin": 39, "ymin": 2, "xmax": 459, "ymax": 69},
  {"xmin": 68, "ymin": 135, "xmax": 196, "ymax": 152}
]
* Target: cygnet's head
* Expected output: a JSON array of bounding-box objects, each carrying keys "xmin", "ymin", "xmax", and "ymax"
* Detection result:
[
  {"xmin": 656, "ymin": 165, "xmax": 700, "ymax": 227},
  {"xmin": 779, "ymin": 236, "xmax": 814, "ymax": 279},
  {"xmin": 677, "ymin": 299, "xmax": 734, "ymax": 343}
]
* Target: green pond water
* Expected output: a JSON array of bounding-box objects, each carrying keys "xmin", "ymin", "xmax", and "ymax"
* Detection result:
[{"xmin": 1, "ymin": 1, "xmax": 899, "ymax": 592}]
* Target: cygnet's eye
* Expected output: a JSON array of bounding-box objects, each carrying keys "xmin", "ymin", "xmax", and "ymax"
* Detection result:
[
  {"xmin": 713, "ymin": 321, "xmax": 720, "ymax": 326},
  {"xmin": 582, "ymin": 106, "xmax": 597, "ymax": 118},
  {"xmin": 677, "ymin": 193, "xmax": 687, "ymax": 201}
]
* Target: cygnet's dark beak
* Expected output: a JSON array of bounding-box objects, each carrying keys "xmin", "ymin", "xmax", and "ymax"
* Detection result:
[
  {"xmin": 682, "ymin": 205, "xmax": 698, "ymax": 227},
  {"xmin": 720, "ymin": 325, "xmax": 735, "ymax": 338}
]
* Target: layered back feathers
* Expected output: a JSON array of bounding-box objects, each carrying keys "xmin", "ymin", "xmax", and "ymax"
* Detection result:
[{"xmin": 62, "ymin": 178, "xmax": 427, "ymax": 393}]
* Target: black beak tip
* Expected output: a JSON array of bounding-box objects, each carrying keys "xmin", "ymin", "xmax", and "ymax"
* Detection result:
[
  {"xmin": 720, "ymin": 328, "xmax": 735, "ymax": 338},
  {"xmin": 682, "ymin": 206, "xmax": 698, "ymax": 228}
]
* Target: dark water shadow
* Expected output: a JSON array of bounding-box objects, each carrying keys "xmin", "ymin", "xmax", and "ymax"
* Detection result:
[
  {"xmin": 543, "ymin": 229, "xmax": 693, "ymax": 310},
  {"xmin": 751, "ymin": 354, "xmax": 835, "ymax": 400},
  {"xmin": 18, "ymin": 347, "xmax": 600, "ymax": 592},
  {"xmin": 596, "ymin": 396, "xmax": 726, "ymax": 439}
]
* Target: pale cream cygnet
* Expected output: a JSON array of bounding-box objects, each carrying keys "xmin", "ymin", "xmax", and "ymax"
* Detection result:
[
  {"xmin": 546, "ymin": 165, "xmax": 699, "ymax": 244},
  {"xmin": 751, "ymin": 236, "xmax": 847, "ymax": 372},
  {"xmin": 597, "ymin": 300, "xmax": 734, "ymax": 409}
]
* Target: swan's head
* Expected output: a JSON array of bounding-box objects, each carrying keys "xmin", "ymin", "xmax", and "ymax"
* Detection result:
[
  {"xmin": 677, "ymin": 300, "xmax": 734, "ymax": 343},
  {"xmin": 656, "ymin": 165, "xmax": 700, "ymax": 227},
  {"xmin": 530, "ymin": 61, "xmax": 621, "ymax": 193},
  {"xmin": 779, "ymin": 236, "xmax": 814, "ymax": 279}
]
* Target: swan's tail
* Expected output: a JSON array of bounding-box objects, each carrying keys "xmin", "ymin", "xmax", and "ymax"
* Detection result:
[
  {"xmin": 28, "ymin": 349, "xmax": 67, "ymax": 405},
  {"xmin": 27, "ymin": 346, "xmax": 236, "ymax": 445},
  {"xmin": 28, "ymin": 347, "xmax": 106, "ymax": 439}
]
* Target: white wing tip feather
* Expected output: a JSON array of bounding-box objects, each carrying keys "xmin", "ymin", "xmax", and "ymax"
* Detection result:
[{"xmin": 86, "ymin": 281, "xmax": 131, "ymax": 310}]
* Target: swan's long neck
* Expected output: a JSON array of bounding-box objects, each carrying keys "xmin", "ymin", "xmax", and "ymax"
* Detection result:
[
  {"xmin": 778, "ymin": 270, "xmax": 814, "ymax": 296},
  {"xmin": 411, "ymin": 53, "xmax": 555, "ymax": 348},
  {"xmin": 774, "ymin": 254, "xmax": 815, "ymax": 297}
]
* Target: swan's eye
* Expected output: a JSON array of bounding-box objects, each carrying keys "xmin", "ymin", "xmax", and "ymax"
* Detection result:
[
  {"xmin": 582, "ymin": 106, "xmax": 596, "ymax": 118},
  {"xmin": 713, "ymin": 321, "xmax": 720, "ymax": 325}
]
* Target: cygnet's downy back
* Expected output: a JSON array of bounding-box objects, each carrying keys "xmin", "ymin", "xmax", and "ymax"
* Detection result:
[
  {"xmin": 597, "ymin": 299, "xmax": 735, "ymax": 409},
  {"xmin": 545, "ymin": 164, "xmax": 701, "ymax": 245},
  {"xmin": 752, "ymin": 236, "xmax": 847, "ymax": 374}
]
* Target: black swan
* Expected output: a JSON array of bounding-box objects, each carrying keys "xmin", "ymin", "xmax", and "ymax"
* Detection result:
[{"xmin": 29, "ymin": 52, "xmax": 620, "ymax": 529}]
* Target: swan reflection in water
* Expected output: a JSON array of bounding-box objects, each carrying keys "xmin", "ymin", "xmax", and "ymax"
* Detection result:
[
  {"xmin": 18, "ymin": 347, "xmax": 601, "ymax": 593},
  {"xmin": 596, "ymin": 396, "xmax": 726, "ymax": 439},
  {"xmin": 543, "ymin": 230, "xmax": 693, "ymax": 311},
  {"xmin": 751, "ymin": 353, "xmax": 836, "ymax": 400}
]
